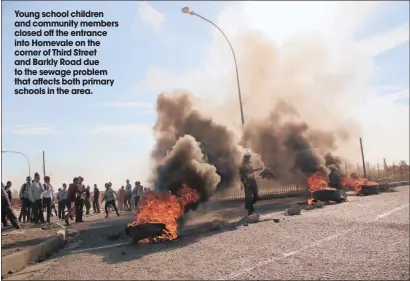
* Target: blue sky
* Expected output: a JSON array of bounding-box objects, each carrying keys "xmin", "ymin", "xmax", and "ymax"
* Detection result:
[{"xmin": 1, "ymin": 1, "xmax": 409, "ymax": 190}]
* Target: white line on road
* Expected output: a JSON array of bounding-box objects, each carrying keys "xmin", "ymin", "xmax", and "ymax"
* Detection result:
[
  {"xmin": 218, "ymin": 203, "xmax": 409, "ymax": 280},
  {"xmin": 69, "ymin": 242, "xmax": 130, "ymax": 254}
]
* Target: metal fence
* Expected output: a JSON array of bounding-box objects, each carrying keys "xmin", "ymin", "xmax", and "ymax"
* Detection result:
[
  {"xmin": 211, "ymin": 176, "xmax": 305, "ymax": 201},
  {"xmin": 212, "ymin": 160, "xmax": 410, "ymax": 201},
  {"xmin": 344, "ymin": 160, "xmax": 410, "ymax": 182},
  {"xmin": 9, "ymin": 160, "xmax": 409, "ymax": 206}
]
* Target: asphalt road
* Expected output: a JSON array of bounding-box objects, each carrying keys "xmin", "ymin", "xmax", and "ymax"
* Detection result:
[{"xmin": 7, "ymin": 186, "xmax": 409, "ymax": 280}]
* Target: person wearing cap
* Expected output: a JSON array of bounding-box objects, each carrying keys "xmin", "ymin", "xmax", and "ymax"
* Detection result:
[
  {"xmin": 29, "ymin": 173, "xmax": 45, "ymax": 224},
  {"xmin": 2, "ymin": 182, "xmax": 20, "ymax": 229},
  {"xmin": 239, "ymin": 151, "xmax": 262, "ymax": 216}
]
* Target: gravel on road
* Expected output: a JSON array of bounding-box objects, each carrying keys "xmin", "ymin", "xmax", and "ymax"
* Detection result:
[{"xmin": 6, "ymin": 186, "xmax": 409, "ymax": 280}]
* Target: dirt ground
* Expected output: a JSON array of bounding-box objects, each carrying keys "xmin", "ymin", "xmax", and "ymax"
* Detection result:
[{"xmin": 1, "ymin": 223, "xmax": 62, "ymax": 257}]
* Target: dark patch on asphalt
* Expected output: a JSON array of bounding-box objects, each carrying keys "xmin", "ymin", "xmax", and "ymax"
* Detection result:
[{"xmin": 52, "ymin": 197, "xmax": 308, "ymax": 264}]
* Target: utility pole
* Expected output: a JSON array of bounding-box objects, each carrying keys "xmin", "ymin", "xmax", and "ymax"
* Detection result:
[
  {"xmin": 359, "ymin": 138, "xmax": 367, "ymax": 178},
  {"xmin": 42, "ymin": 150, "xmax": 46, "ymax": 178}
]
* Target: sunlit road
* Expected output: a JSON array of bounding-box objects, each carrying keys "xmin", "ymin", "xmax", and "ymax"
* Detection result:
[{"xmin": 7, "ymin": 186, "xmax": 409, "ymax": 280}]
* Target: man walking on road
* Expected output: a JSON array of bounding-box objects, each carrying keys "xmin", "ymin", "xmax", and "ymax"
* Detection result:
[
  {"xmin": 93, "ymin": 184, "xmax": 100, "ymax": 213},
  {"xmin": 102, "ymin": 183, "xmax": 120, "ymax": 218},
  {"xmin": 2, "ymin": 183, "xmax": 20, "ymax": 229},
  {"xmin": 19, "ymin": 176, "xmax": 31, "ymax": 223},
  {"xmin": 29, "ymin": 173, "xmax": 45, "ymax": 224}
]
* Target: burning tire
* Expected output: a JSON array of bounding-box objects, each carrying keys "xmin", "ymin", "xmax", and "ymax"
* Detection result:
[
  {"xmin": 358, "ymin": 184, "xmax": 379, "ymax": 196},
  {"xmin": 125, "ymin": 222, "xmax": 169, "ymax": 244},
  {"xmin": 312, "ymin": 189, "xmax": 345, "ymax": 203}
]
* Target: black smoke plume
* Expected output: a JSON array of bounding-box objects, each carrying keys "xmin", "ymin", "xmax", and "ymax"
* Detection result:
[
  {"xmin": 323, "ymin": 152, "xmax": 342, "ymax": 170},
  {"xmin": 153, "ymin": 134, "xmax": 220, "ymax": 211},
  {"xmin": 151, "ymin": 92, "xmax": 242, "ymax": 207},
  {"xmin": 241, "ymin": 100, "xmax": 342, "ymax": 184}
]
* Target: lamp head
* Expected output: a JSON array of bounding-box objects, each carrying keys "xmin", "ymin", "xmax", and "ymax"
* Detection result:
[{"xmin": 181, "ymin": 7, "xmax": 195, "ymax": 15}]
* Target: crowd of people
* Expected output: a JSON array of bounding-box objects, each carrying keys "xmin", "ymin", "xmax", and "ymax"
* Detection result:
[{"xmin": 1, "ymin": 173, "xmax": 149, "ymax": 229}]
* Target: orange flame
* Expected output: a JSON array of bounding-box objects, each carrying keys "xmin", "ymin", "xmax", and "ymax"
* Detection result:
[
  {"xmin": 306, "ymin": 172, "xmax": 334, "ymax": 205},
  {"xmin": 307, "ymin": 172, "xmax": 331, "ymax": 192},
  {"xmin": 339, "ymin": 172, "xmax": 377, "ymax": 194},
  {"xmin": 349, "ymin": 173, "xmax": 377, "ymax": 194},
  {"xmin": 128, "ymin": 184, "xmax": 199, "ymax": 243}
]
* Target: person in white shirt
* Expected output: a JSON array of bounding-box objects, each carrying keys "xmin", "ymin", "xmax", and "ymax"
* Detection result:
[
  {"xmin": 42, "ymin": 176, "xmax": 54, "ymax": 223},
  {"xmin": 29, "ymin": 173, "xmax": 45, "ymax": 224}
]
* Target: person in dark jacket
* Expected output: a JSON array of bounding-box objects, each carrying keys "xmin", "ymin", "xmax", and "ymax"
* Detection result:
[
  {"xmin": 5, "ymin": 181, "xmax": 12, "ymax": 202},
  {"xmin": 2, "ymin": 182, "xmax": 20, "ymax": 229},
  {"xmin": 92, "ymin": 184, "xmax": 100, "ymax": 213},
  {"xmin": 75, "ymin": 176, "xmax": 85, "ymax": 223},
  {"xmin": 65, "ymin": 177, "xmax": 78, "ymax": 225}
]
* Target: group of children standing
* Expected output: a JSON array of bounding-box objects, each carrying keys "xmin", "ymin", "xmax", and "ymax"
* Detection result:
[{"xmin": 1, "ymin": 174, "xmax": 148, "ymax": 228}]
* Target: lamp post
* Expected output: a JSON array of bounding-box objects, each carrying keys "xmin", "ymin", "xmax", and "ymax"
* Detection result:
[
  {"xmin": 181, "ymin": 7, "xmax": 245, "ymax": 127},
  {"xmin": 1, "ymin": 150, "xmax": 31, "ymax": 176}
]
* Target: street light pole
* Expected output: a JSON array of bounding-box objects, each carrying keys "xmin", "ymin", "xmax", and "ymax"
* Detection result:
[
  {"xmin": 181, "ymin": 7, "xmax": 245, "ymax": 127},
  {"xmin": 1, "ymin": 150, "xmax": 31, "ymax": 176}
]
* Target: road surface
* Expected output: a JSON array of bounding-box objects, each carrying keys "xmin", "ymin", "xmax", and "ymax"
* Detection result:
[{"xmin": 6, "ymin": 186, "xmax": 409, "ymax": 280}]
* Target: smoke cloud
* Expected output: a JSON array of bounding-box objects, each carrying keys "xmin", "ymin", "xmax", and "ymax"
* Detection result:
[
  {"xmin": 149, "ymin": 29, "xmax": 362, "ymax": 203},
  {"xmin": 153, "ymin": 134, "xmax": 220, "ymax": 210},
  {"xmin": 151, "ymin": 93, "xmax": 243, "ymax": 203}
]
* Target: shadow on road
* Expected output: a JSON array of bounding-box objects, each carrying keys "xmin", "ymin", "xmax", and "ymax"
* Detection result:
[
  {"xmin": 1, "ymin": 237, "xmax": 48, "ymax": 251},
  {"xmin": 59, "ymin": 197, "xmax": 307, "ymax": 264}
]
